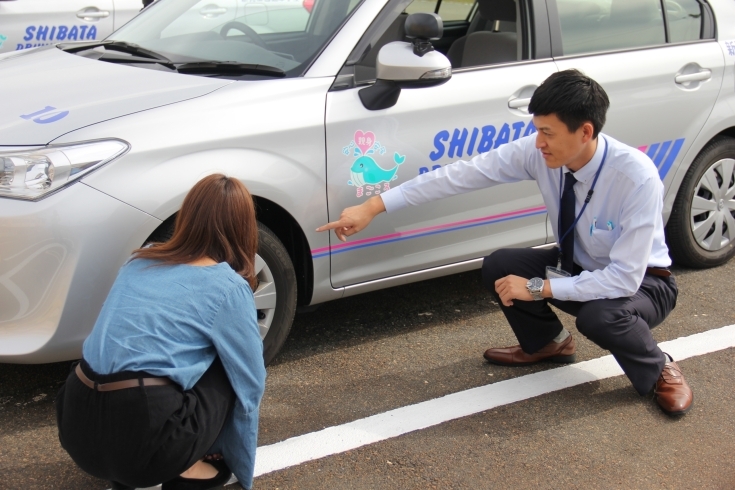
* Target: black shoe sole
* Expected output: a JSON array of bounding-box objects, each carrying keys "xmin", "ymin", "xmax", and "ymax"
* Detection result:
[{"xmin": 484, "ymin": 353, "xmax": 576, "ymax": 366}]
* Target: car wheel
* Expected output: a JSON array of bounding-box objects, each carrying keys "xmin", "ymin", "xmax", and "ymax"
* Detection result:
[
  {"xmin": 667, "ymin": 137, "xmax": 735, "ymax": 268},
  {"xmin": 256, "ymin": 223, "xmax": 297, "ymax": 365},
  {"xmin": 145, "ymin": 220, "xmax": 296, "ymax": 365}
]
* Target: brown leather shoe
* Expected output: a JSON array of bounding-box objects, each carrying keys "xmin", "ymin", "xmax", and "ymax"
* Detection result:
[
  {"xmin": 483, "ymin": 335, "xmax": 576, "ymax": 366},
  {"xmin": 654, "ymin": 356, "xmax": 693, "ymax": 416}
]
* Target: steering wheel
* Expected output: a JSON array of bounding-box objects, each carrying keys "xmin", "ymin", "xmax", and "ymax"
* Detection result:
[{"xmin": 220, "ymin": 21, "xmax": 268, "ymax": 50}]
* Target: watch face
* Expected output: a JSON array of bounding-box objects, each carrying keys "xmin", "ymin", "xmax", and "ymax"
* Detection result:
[{"xmin": 531, "ymin": 277, "xmax": 543, "ymax": 291}]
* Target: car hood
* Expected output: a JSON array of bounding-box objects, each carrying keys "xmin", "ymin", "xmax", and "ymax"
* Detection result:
[{"xmin": 0, "ymin": 47, "xmax": 232, "ymax": 146}]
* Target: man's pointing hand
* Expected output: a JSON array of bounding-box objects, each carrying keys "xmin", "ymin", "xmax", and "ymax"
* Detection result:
[{"xmin": 316, "ymin": 195, "xmax": 386, "ymax": 242}]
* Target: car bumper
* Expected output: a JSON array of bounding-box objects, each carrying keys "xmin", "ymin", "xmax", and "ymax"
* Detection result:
[{"xmin": 0, "ymin": 182, "xmax": 160, "ymax": 363}]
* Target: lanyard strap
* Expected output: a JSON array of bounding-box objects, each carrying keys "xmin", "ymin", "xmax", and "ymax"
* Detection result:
[{"xmin": 557, "ymin": 137, "xmax": 609, "ymax": 255}]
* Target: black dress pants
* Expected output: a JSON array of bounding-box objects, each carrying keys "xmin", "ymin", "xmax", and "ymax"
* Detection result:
[
  {"xmin": 481, "ymin": 247, "xmax": 678, "ymax": 395},
  {"xmin": 56, "ymin": 358, "xmax": 235, "ymax": 488}
]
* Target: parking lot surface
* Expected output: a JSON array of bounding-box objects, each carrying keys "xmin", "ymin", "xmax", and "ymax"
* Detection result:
[{"xmin": 1, "ymin": 259, "xmax": 734, "ymax": 489}]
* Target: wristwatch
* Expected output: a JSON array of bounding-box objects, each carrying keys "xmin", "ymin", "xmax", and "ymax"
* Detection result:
[{"xmin": 526, "ymin": 277, "xmax": 544, "ymax": 301}]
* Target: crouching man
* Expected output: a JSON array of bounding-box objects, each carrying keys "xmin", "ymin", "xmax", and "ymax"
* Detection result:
[{"xmin": 317, "ymin": 69, "xmax": 692, "ymax": 415}]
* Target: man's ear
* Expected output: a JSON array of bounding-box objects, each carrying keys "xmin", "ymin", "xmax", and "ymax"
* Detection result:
[{"xmin": 581, "ymin": 121, "xmax": 595, "ymax": 143}]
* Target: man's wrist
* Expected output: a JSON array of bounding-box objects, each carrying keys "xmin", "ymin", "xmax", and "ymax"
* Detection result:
[
  {"xmin": 542, "ymin": 279, "xmax": 553, "ymax": 299},
  {"xmin": 368, "ymin": 195, "xmax": 387, "ymax": 217}
]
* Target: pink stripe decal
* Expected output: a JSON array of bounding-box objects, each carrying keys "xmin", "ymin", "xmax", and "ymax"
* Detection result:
[
  {"xmin": 311, "ymin": 205, "xmax": 547, "ymax": 255},
  {"xmin": 638, "ymin": 145, "xmax": 648, "ymax": 153}
]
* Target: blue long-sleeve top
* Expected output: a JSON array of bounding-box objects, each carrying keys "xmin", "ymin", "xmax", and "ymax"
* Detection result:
[{"xmin": 83, "ymin": 258, "xmax": 266, "ymax": 489}]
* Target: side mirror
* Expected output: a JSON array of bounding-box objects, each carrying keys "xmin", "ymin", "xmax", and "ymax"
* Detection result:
[{"xmin": 359, "ymin": 13, "xmax": 451, "ymax": 111}]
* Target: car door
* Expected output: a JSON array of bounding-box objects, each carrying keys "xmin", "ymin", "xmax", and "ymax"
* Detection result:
[
  {"xmin": 550, "ymin": 0, "xmax": 723, "ymax": 184},
  {"xmin": 0, "ymin": 0, "xmax": 114, "ymax": 54},
  {"xmin": 324, "ymin": 0, "xmax": 557, "ymax": 288}
]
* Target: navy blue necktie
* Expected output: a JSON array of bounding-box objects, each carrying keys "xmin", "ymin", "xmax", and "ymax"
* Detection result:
[{"xmin": 560, "ymin": 172, "xmax": 577, "ymax": 273}]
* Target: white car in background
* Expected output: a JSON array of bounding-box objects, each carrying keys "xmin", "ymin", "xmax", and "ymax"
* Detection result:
[{"xmin": 0, "ymin": 0, "xmax": 144, "ymax": 53}]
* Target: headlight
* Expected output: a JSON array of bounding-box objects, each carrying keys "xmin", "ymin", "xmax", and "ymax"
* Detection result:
[{"xmin": 0, "ymin": 139, "xmax": 129, "ymax": 201}]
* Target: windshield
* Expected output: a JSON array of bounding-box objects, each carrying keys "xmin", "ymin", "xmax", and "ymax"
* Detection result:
[{"xmin": 105, "ymin": 0, "xmax": 362, "ymax": 77}]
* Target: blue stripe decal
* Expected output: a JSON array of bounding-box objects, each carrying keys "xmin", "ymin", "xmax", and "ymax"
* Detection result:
[
  {"xmin": 646, "ymin": 143, "xmax": 660, "ymax": 159},
  {"xmin": 658, "ymin": 138, "xmax": 685, "ymax": 180},
  {"xmin": 653, "ymin": 140, "xmax": 672, "ymax": 167},
  {"xmin": 318, "ymin": 209, "xmax": 546, "ymax": 258}
]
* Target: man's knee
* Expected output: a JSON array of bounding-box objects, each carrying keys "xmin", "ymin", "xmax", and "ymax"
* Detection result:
[
  {"xmin": 576, "ymin": 303, "xmax": 632, "ymax": 341},
  {"xmin": 482, "ymin": 249, "xmax": 514, "ymax": 285}
]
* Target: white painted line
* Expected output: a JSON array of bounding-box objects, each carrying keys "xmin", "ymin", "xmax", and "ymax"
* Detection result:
[
  {"xmin": 124, "ymin": 325, "xmax": 735, "ymax": 489},
  {"xmin": 251, "ymin": 324, "xmax": 735, "ymax": 479}
]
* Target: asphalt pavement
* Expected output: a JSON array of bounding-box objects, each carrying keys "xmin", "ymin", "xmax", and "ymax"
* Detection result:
[{"xmin": 1, "ymin": 258, "xmax": 734, "ymax": 489}]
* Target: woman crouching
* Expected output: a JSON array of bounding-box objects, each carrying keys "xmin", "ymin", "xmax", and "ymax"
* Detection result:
[{"xmin": 56, "ymin": 174, "xmax": 266, "ymax": 490}]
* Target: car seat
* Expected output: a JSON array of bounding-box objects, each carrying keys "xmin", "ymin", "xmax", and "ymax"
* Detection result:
[{"xmin": 446, "ymin": 0, "xmax": 518, "ymax": 68}]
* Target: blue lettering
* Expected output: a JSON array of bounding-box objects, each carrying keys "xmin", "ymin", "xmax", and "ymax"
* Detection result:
[
  {"xmin": 16, "ymin": 44, "xmax": 24, "ymax": 50},
  {"xmin": 477, "ymin": 125, "xmax": 496, "ymax": 153},
  {"xmin": 432, "ymin": 165, "xmax": 442, "ymax": 171},
  {"xmin": 36, "ymin": 25, "xmax": 49, "ymax": 41},
  {"xmin": 68, "ymin": 26, "xmax": 79, "ymax": 41},
  {"xmin": 50, "ymin": 26, "xmax": 56, "ymax": 40},
  {"xmin": 87, "ymin": 25, "xmax": 97, "ymax": 40},
  {"xmin": 494, "ymin": 123, "xmax": 510, "ymax": 148},
  {"xmin": 419, "ymin": 167, "xmax": 430, "ymax": 174},
  {"xmin": 24, "ymin": 26, "xmax": 35, "ymax": 42},
  {"xmin": 25, "ymin": 43, "xmax": 33, "ymax": 49},
  {"xmin": 523, "ymin": 121, "xmax": 537, "ymax": 137},
  {"xmin": 467, "ymin": 127, "xmax": 479, "ymax": 156},
  {"xmin": 79, "ymin": 25, "xmax": 88, "ymax": 38},
  {"xmin": 57, "ymin": 26, "xmax": 68, "ymax": 41},
  {"xmin": 429, "ymin": 130, "xmax": 449, "ymax": 161},
  {"xmin": 448, "ymin": 128, "xmax": 468, "ymax": 158},
  {"xmin": 512, "ymin": 121, "xmax": 525, "ymax": 141}
]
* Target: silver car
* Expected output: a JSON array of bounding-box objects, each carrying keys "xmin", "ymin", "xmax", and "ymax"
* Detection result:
[{"xmin": 2, "ymin": 0, "xmax": 735, "ymax": 364}]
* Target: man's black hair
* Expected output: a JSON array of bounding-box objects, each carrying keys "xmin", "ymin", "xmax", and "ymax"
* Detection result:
[{"xmin": 528, "ymin": 69, "xmax": 610, "ymax": 138}]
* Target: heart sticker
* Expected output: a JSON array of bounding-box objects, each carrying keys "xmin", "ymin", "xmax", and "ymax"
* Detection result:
[{"xmin": 354, "ymin": 130, "xmax": 375, "ymax": 154}]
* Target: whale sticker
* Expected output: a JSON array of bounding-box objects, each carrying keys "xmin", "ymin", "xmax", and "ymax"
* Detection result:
[{"xmin": 344, "ymin": 131, "xmax": 405, "ymax": 198}]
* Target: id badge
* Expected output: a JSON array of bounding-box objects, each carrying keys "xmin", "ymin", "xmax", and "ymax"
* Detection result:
[{"xmin": 546, "ymin": 266, "xmax": 571, "ymax": 280}]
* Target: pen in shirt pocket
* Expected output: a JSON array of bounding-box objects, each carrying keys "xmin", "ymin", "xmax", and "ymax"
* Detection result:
[{"xmin": 590, "ymin": 217, "xmax": 597, "ymax": 236}]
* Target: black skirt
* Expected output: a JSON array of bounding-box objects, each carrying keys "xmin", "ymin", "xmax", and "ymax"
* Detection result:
[{"xmin": 55, "ymin": 358, "xmax": 235, "ymax": 488}]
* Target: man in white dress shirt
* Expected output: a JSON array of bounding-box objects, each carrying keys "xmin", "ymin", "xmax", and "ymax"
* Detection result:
[{"xmin": 317, "ymin": 70, "xmax": 692, "ymax": 416}]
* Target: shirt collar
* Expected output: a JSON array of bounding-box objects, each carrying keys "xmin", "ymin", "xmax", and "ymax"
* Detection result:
[{"xmin": 563, "ymin": 135, "xmax": 606, "ymax": 185}]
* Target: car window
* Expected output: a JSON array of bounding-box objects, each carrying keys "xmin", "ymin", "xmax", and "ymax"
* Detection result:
[
  {"xmin": 557, "ymin": 0, "xmax": 666, "ymax": 56},
  {"xmin": 438, "ymin": 0, "xmax": 475, "ymax": 21},
  {"xmin": 353, "ymin": 0, "xmax": 527, "ymax": 83},
  {"xmin": 108, "ymin": 0, "xmax": 361, "ymax": 77},
  {"xmin": 666, "ymin": 0, "xmax": 702, "ymax": 44}
]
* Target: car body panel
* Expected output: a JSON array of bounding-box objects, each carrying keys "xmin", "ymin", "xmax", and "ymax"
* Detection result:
[
  {"xmin": 0, "ymin": 182, "xmax": 159, "ymax": 363},
  {"xmin": 325, "ymin": 60, "xmax": 556, "ymax": 287},
  {"xmin": 0, "ymin": 46, "xmax": 231, "ymax": 145},
  {"xmin": 554, "ymin": 41, "xmax": 725, "ymax": 220}
]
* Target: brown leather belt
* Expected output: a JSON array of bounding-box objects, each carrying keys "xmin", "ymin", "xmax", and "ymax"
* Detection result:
[
  {"xmin": 646, "ymin": 267, "xmax": 672, "ymax": 278},
  {"xmin": 75, "ymin": 363, "xmax": 173, "ymax": 392}
]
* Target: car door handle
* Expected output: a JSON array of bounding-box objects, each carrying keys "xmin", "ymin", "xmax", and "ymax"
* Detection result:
[
  {"xmin": 76, "ymin": 7, "xmax": 110, "ymax": 21},
  {"xmin": 675, "ymin": 70, "xmax": 711, "ymax": 84},
  {"xmin": 200, "ymin": 6, "xmax": 228, "ymax": 17},
  {"xmin": 508, "ymin": 97, "xmax": 532, "ymax": 109}
]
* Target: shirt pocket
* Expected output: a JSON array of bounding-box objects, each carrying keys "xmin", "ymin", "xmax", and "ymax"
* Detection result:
[{"xmin": 585, "ymin": 228, "xmax": 618, "ymax": 261}]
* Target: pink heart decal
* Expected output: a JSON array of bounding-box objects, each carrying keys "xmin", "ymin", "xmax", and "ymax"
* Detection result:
[{"xmin": 354, "ymin": 130, "xmax": 375, "ymax": 154}]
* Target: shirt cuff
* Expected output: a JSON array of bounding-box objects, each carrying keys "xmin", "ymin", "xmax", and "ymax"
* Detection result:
[
  {"xmin": 380, "ymin": 186, "xmax": 408, "ymax": 213},
  {"xmin": 549, "ymin": 276, "xmax": 576, "ymax": 301}
]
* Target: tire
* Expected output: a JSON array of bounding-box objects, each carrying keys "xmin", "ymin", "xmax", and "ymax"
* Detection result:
[
  {"xmin": 144, "ymin": 220, "xmax": 297, "ymax": 365},
  {"xmin": 255, "ymin": 223, "xmax": 297, "ymax": 365},
  {"xmin": 667, "ymin": 137, "xmax": 735, "ymax": 268}
]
